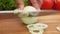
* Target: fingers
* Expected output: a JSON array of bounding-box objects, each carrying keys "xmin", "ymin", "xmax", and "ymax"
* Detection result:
[
  {"xmin": 18, "ymin": 4, "xmax": 24, "ymax": 10},
  {"xmin": 30, "ymin": 0, "xmax": 40, "ymax": 10},
  {"xmin": 38, "ymin": 0, "xmax": 43, "ymax": 7},
  {"xmin": 14, "ymin": 0, "xmax": 24, "ymax": 10}
]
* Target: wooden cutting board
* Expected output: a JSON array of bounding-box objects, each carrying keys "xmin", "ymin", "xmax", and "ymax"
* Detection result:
[{"xmin": 0, "ymin": 11, "xmax": 60, "ymax": 34}]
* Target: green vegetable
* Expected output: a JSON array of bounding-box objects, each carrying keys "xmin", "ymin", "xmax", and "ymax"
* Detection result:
[{"xmin": 0, "ymin": 0, "xmax": 28, "ymax": 10}]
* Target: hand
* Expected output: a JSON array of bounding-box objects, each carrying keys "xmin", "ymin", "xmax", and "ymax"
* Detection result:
[
  {"xmin": 14, "ymin": 0, "xmax": 24, "ymax": 10},
  {"xmin": 18, "ymin": 4, "xmax": 24, "ymax": 10},
  {"xmin": 30, "ymin": 0, "xmax": 43, "ymax": 10}
]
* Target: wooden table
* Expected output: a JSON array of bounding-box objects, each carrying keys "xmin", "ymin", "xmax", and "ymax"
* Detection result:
[{"xmin": 0, "ymin": 11, "xmax": 60, "ymax": 34}]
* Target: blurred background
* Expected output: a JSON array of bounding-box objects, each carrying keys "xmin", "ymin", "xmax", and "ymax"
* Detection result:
[{"xmin": 0, "ymin": 0, "xmax": 28, "ymax": 10}]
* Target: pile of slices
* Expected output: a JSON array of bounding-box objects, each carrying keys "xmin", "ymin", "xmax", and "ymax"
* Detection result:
[{"xmin": 27, "ymin": 23, "xmax": 48, "ymax": 34}]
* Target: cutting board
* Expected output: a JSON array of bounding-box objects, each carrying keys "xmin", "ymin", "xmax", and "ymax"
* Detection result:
[{"xmin": 0, "ymin": 11, "xmax": 60, "ymax": 34}]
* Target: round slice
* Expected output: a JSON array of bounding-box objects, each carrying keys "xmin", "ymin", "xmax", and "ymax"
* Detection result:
[
  {"xmin": 27, "ymin": 23, "xmax": 48, "ymax": 34},
  {"xmin": 27, "ymin": 23, "xmax": 48, "ymax": 30},
  {"xmin": 56, "ymin": 26, "xmax": 60, "ymax": 31},
  {"xmin": 29, "ymin": 29, "xmax": 44, "ymax": 34},
  {"xmin": 34, "ymin": 23, "xmax": 48, "ymax": 29}
]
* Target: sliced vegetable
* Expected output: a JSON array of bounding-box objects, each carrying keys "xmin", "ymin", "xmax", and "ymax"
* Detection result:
[{"xmin": 21, "ymin": 17, "xmax": 38, "ymax": 24}]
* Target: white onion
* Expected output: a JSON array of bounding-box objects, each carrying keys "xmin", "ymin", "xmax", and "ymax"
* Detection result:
[
  {"xmin": 18, "ymin": 12, "xmax": 29, "ymax": 17},
  {"xmin": 14, "ymin": 9, "xmax": 20, "ymax": 14},
  {"xmin": 24, "ymin": 6, "xmax": 39, "ymax": 16},
  {"xmin": 21, "ymin": 17, "xmax": 38, "ymax": 24},
  {"xmin": 21, "ymin": 6, "xmax": 39, "ymax": 24}
]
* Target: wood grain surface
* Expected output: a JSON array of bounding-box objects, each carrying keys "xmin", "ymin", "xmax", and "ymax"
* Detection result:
[{"xmin": 0, "ymin": 11, "xmax": 60, "ymax": 34}]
